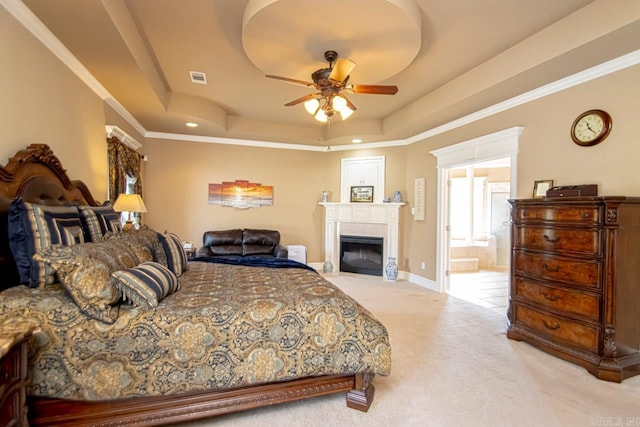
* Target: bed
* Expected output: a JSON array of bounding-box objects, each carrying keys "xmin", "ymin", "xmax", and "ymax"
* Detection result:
[{"xmin": 0, "ymin": 144, "xmax": 391, "ymax": 426}]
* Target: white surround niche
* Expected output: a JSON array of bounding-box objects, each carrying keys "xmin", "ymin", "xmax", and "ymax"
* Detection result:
[{"xmin": 320, "ymin": 202, "xmax": 404, "ymax": 279}]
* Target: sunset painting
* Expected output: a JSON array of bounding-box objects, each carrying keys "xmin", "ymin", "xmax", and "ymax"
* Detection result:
[{"xmin": 208, "ymin": 180, "xmax": 273, "ymax": 209}]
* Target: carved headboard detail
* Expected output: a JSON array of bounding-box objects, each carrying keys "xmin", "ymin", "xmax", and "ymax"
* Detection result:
[{"xmin": 0, "ymin": 144, "xmax": 100, "ymax": 289}]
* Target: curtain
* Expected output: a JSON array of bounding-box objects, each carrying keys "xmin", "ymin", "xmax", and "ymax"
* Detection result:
[{"xmin": 107, "ymin": 136, "xmax": 142, "ymax": 203}]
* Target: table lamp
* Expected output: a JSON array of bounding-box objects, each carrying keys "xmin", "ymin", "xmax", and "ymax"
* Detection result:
[{"xmin": 113, "ymin": 193, "xmax": 147, "ymax": 232}]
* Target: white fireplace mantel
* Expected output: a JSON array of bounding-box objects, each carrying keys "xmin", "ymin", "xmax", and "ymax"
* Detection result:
[{"xmin": 320, "ymin": 202, "xmax": 404, "ymax": 279}]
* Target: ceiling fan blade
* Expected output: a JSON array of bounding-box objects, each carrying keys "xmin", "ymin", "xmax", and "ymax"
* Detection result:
[
  {"xmin": 350, "ymin": 84, "xmax": 398, "ymax": 95},
  {"xmin": 266, "ymin": 74, "xmax": 315, "ymax": 88},
  {"xmin": 284, "ymin": 93, "xmax": 317, "ymax": 106},
  {"xmin": 329, "ymin": 58, "xmax": 356, "ymax": 83}
]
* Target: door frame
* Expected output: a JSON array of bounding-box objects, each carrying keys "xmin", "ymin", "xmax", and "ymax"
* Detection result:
[{"xmin": 430, "ymin": 127, "xmax": 523, "ymax": 293}]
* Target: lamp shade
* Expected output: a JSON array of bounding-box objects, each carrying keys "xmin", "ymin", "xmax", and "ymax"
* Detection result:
[{"xmin": 113, "ymin": 193, "xmax": 148, "ymax": 213}]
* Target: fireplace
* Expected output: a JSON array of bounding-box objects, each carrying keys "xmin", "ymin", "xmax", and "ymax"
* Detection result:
[
  {"xmin": 340, "ymin": 235, "xmax": 384, "ymax": 277},
  {"xmin": 320, "ymin": 202, "xmax": 403, "ymax": 280}
]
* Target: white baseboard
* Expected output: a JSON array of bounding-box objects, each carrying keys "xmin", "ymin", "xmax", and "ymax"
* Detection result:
[
  {"xmin": 406, "ymin": 272, "xmax": 440, "ymax": 292},
  {"xmin": 311, "ymin": 266, "xmax": 441, "ymax": 292},
  {"xmin": 308, "ymin": 262, "xmax": 323, "ymax": 272}
]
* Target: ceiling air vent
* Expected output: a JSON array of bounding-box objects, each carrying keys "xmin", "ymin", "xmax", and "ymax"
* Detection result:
[{"xmin": 189, "ymin": 71, "xmax": 207, "ymax": 85}]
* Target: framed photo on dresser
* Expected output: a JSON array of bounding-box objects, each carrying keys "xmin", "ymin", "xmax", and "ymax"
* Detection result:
[{"xmin": 532, "ymin": 179, "xmax": 553, "ymax": 198}]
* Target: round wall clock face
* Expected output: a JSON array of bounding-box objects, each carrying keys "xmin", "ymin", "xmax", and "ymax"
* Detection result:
[{"xmin": 570, "ymin": 109, "xmax": 612, "ymax": 146}]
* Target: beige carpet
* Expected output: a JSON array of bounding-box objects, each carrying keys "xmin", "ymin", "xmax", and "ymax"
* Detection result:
[{"xmin": 177, "ymin": 273, "xmax": 640, "ymax": 427}]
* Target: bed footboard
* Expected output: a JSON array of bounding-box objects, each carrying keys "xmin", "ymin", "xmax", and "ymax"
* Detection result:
[{"xmin": 29, "ymin": 373, "xmax": 374, "ymax": 426}]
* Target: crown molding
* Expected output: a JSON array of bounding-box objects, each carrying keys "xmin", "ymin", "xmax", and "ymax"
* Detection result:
[
  {"xmin": 4, "ymin": 0, "xmax": 640, "ymax": 152},
  {"xmin": 105, "ymin": 125, "xmax": 142, "ymax": 150}
]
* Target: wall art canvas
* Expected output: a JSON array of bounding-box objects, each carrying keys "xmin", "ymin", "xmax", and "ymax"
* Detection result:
[{"xmin": 208, "ymin": 180, "xmax": 273, "ymax": 209}]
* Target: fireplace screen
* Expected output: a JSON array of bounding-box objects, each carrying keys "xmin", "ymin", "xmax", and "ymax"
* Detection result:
[{"xmin": 339, "ymin": 235, "xmax": 383, "ymax": 276}]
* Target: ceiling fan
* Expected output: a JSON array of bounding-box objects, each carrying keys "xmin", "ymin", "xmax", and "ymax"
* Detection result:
[{"xmin": 266, "ymin": 50, "xmax": 398, "ymax": 122}]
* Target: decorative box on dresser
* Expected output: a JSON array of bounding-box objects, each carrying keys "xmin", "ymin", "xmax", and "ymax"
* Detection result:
[
  {"xmin": 507, "ymin": 196, "xmax": 640, "ymax": 382},
  {"xmin": 0, "ymin": 323, "xmax": 35, "ymax": 426}
]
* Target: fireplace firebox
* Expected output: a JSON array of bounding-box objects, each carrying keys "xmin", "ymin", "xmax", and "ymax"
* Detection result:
[{"xmin": 339, "ymin": 235, "xmax": 384, "ymax": 276}]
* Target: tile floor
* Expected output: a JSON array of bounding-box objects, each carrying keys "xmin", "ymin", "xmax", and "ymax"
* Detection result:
[{"xmin": 448, "ymin": 268, "xmax": 509, "ymax": 315}]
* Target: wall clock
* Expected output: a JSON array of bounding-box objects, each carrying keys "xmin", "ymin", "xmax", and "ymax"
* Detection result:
[{"xmin": 570, "ymin": 109, "xmax": 612, "ymax": 146}]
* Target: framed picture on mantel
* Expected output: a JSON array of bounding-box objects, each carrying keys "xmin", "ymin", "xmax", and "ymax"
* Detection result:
[{"xmin": 350, "ymin": 186, "xmax": 374, "ymax": 203}]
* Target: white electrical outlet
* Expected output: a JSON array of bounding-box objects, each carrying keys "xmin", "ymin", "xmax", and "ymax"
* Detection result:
[{"xmin": 421, "ymin": 261, "xmax": 426, "ymax": 270}]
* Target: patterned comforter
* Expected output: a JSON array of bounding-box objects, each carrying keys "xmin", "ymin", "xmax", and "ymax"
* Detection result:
[{"xmin": 0, "ymin": 261, "xmax": 391, "ymax": 401}]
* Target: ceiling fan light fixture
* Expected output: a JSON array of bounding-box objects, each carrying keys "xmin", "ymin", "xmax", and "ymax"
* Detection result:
[
  {"xmin": 304, "ymin": 98, "xmax": 320, "ymax": 115},
  {"xmin": 267, "ymin": 50, "xmax": 397, "ymax": 124},
  {"xmin": 339, "ymin": 106, "xmax": 354, "ymax": 120},
  {"xmin": 332, "ymin": 95, "xmax": 347, "ymax": 110},
  {"xmin": 315, "ymin": 109, "xmax": 328, "ymax": 123}
]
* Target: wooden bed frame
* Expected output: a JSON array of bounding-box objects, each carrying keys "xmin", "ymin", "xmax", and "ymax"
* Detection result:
[{"xmin": 0, "ymin": 144, "xmax": 376, "ymax": 426}]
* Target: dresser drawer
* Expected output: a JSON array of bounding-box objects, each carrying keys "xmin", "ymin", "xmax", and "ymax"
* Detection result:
[
  {"xmin": 514, "ymin": 304, "xmax": 599, "ymax": 352},
  {"xmin": 513, "ymin": 226, "xmax": 602, "ymax": 256},
  {"xmin": 513, "ymin": 205, "xmax": 600, "ymax": 224},
  {"xmin": 514, "ymin": 277, "xmax": 600, "ymax": 321},
  {"xmin": 513, "ymin": 251, "xmax": 601, "ymax": 289}
]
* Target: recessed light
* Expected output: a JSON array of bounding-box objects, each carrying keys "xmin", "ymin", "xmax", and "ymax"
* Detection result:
[
  {"xmin": 186, "ymin": 122, "xmax": 198, "ymax": 128},
  {"xmin": 352, "ymin": 138, "xmax": 362, "ymax": 144}
]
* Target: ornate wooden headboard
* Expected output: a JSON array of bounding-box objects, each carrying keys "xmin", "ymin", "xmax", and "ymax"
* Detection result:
[{"xmin": 0, "ymin": 144, "xmax": 99, "ymax": 290}]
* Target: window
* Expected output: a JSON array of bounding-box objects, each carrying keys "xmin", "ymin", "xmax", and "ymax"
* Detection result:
[{"xmin": 450, "ymin": 172, "xmax": 488, "ymax": 244}]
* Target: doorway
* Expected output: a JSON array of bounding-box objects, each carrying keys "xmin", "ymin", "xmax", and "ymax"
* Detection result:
[
  {"xmin": 447, "ymin": 159, "xmax": 511, "ymax": 314},
  {"xmin": 430, "ymin": 127, "xmax": 522, "ymax": 300}
]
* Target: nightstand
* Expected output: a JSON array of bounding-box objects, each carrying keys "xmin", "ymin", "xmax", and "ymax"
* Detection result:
[{"xmin": 0, "ymin": 323, "xmax": 36, "ymax": 427}]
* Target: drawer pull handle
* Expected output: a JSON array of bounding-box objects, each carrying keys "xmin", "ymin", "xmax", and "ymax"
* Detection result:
[
  {"xmin": 543, "ymin": 234, "xmax": 561, "ymax": 243},
  {"xmin": 542, "ymin": 292, "xmax": 561, "ymax": 302},
  {"xmin": 522, "ymin": 211, "xmax": 528, "ymax": 217},
  {"xmin": 542, "ymin": 319, "xmax": 561, "ymax": 330},
  {"xmin": 542, "ymin": 263, "xmax": 561, "ymax": 273},
  {"xmin": 582, "ymin": 212, "xmax": 590, "ymax": 219}
]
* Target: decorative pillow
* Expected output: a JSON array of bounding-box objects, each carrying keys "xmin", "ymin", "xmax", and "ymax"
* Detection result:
[
  {"xmin": 157, "ymin": 232, "xmax": 188, "ymax": 276},
  {"xmin": 102, "ymin": 226, "xmax": 163, "ymax": 264},
  {"xmin": 8, "ymin": 199, "xmax": 86, "ymax": 287},
  {"xmin": 34, "ymin": 239, "xmax": 142, "ymax": 323},
  {"xmin": 78, "ymin": 205, "xmax": 121, "ymax": 242},
  {"xmin": 112, "ymin": 261, "xmax": 180, "ymax": 308}
]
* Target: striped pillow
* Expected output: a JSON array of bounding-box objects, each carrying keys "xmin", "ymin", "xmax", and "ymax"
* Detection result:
[
  {"xmin": 8, "ymin": 199, "xmax": 86, "ymax": 287},
  {"xmin": 157, "ymin": 232, "xmax": 187, "ymax": 276},
  {"xmin": 78, "ymin": 205, "xmax": 121, "ymax": 241},
  {"xmin": 112, "ymin": 261, "xmax": 180, "ymax": 308}
]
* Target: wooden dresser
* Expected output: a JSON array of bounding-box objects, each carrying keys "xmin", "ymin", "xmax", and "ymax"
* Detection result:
[
  {"xmin": 507, "ymin": 196, "xmax": 640, "ymax": 382},
  {"xmin": 0, "ymin": 324, "xmax": 35, "ymax": 426}
]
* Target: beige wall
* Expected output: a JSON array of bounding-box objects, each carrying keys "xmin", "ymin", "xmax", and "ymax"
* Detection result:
[
  {"xmin": 3, "ymin": 5, "xmax": 639, "ymax": 284},
  {"xmin": 401, "ymin": 63, "xmax": 640, "ymax": 280},
  {"xmin": 141, "ymin": 141, "xmax": 408, "ymax": 263},
  {"xmin": 142, "ymin": 140, "xmax": 331, "ymax": 261},
  {"xmin": 0, "ymin": 8, "xmax": 109, "ymax": 201}
]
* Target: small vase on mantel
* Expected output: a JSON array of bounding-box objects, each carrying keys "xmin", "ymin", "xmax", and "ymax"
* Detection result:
[
  {"xmin": 385, "ymin": 257, "xmax": 398, "ymax": 281},
  {"xmin": 393, "ymin": 191, "xmax": 403, "ymax": 203}
]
